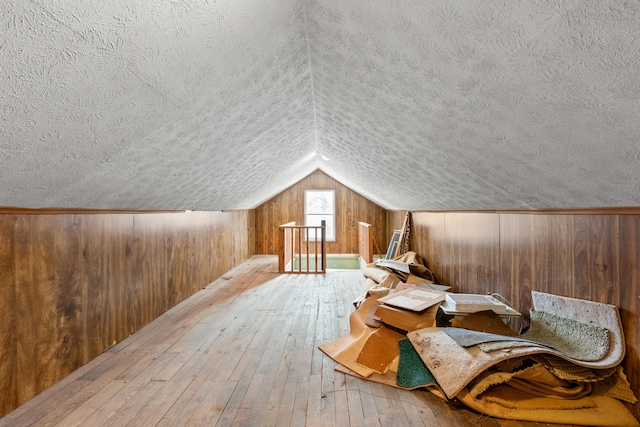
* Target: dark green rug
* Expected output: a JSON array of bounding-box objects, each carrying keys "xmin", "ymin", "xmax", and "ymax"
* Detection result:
[{"xmin": 396, "ymin": 337, "xmax": 436, "ymax": 389}]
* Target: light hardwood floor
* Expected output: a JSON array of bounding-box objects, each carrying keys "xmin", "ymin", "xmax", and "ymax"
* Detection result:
[{"xmin": 0, "ymin": 256, "xmax": 577, "ymax": 427}]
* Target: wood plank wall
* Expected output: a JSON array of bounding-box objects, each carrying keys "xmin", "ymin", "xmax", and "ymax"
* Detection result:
[
  {"xmin": 0, "ymin": 209, "xmax": 255, "ymax": 418},
  {"xmin": 255, "ymin": 170, "xmax": 388, "ymax": 256},
  {"xmin": 390, "ymin": 210, "xmax": 640, "ymax": 419}
]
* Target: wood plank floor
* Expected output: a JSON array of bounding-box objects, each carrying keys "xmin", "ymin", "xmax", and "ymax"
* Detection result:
[{"xmin": 0, "ymin": 255, "xmax": 580, "ymax": 427}]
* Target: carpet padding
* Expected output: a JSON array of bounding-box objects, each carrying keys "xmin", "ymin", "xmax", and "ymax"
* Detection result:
[
  {"xmin": 442, "ymin": 327, "xmax": 555, "ymax": 350},
  {"xmin": 477, "ymin": 309, "xmax": 610, "ymax": 362},
  {"xmin": 408, "ymin": 292, "xmax": 626, "ymax": 399}
]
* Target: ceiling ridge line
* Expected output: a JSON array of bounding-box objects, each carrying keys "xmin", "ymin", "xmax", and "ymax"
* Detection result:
[{"xmin": 302, "ymin": 0, "xmax": 320, "ymax": 160}]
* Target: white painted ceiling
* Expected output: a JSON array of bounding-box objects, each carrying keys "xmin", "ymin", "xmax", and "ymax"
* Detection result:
[{"xmin": 1, "ymin": 0, "xmax": 639, "ymax": 211}]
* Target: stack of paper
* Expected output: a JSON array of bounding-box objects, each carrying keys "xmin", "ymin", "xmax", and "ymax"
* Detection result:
[{"xmin": 378, "ymin": 288, "xmax": 446, "ymax": 312}]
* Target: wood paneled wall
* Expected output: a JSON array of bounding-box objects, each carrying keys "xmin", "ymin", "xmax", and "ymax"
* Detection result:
[
  {"xmin": 394, "ymin": 210, "xmax": 640, "ymax": 419},
  {"xmin": 0, "ymin": 209, "xmax": 255, "ymax": 417},
  {"xmin": 255, "ymin": 170, "xmax": 388, "ymax": 255}
]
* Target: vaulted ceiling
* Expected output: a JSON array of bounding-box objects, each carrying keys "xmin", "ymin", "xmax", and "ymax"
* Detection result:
[{"xmin": 1, "ymin": 0, "xmax": 639, "ymax": 211}]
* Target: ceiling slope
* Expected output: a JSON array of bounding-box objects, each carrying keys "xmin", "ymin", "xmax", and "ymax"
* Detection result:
[
  {"xmin": 1, "ymin": 0, "xmax": 639, "ymax": 211},
  {"xmin": 309, "ymin": 0, "xmax": 640, "ymax": 210},
  {"xmin": 1, "ymin": 0, "xmax": 317, "ymax": 210}
]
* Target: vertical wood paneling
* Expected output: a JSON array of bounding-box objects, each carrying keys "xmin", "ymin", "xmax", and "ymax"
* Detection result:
[
  {"xmin": 83, "ymin": 214, "xmax": 112, "ymax": 359},
  {"xmin": 573, "ymin": 215, "xmax": 619, "ymax": 303},
  {"xmin": 16, "ymin": 216, "xmax": 59, "ymax": 401},
  {"xmin": 107, "ymin": 214, "xmax": 135, "ymax": 346},
  {"xmin": 231, "ymin": 210, "xmax": 255, "ymax": 273},
  {"xmin": 255, "ymin": 170, "xmax": 387, "ymax": 256},
  {"xmin": 500, "ymin": 215, "xmax": 577, "ymax": 312},
  {"xmin": 499, "ymin": 215, "xmax": 534, "ymax": 312},
  {"xmin": 409, "ymin": 212, "xmax": 444, "ymax": 278},
  {"xmin": 13, "ymin": 215, "xmax": 31, "ymax": 403},
  {"xmin": 443, "ymin": 213, "xmax": 500, "ymax": 294},
  {"xmin": 174, "ymin": 216, "xmax": 192, "ymax": 305},
  {"xmin": 53, "ymin": 215, "xmax": 85, "ymax": 378},
  {"xmin": 213, "ymin": 211, "xmax": 230, "ymax": 280},
  {"xmin": 0, "ymin": 216, "xmax": 17, "ymax": 416},
  {"xmin": 190, "ymin": 211, "xmax": 208, "ymax": 289},
  {"xmin": 0, "ymin": 209, "xmax": 254, "ymax": 418},
  {"xmin": 538, "ymin": 215, "xmax": 574, "ymax": 298},
  {"xmin": 133, "ymin": 214, "xmax": 170, "ymax": 325},
  {"xmin": 410, "ymin": 210, "xmax": 640, "ymax": 420},
  {"xmin": 618, "ymin": 215, "xmax": 639, "ymax": 415},
  {"xmin": 386, "ymin": 210, "xmax": 404, "ymax": 233}
]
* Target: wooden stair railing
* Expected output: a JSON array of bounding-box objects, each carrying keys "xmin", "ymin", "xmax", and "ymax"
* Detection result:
[
  {"xmin": 358, "ymin": 221, "xmax": 383, "ymax": 264},
  {"xmin": 358, "ymin": 222, "xmax": 374, "ymax": 264},
  {"xmin": 278, "ymin": 220, "xmax": 326, "ymax": 273}
]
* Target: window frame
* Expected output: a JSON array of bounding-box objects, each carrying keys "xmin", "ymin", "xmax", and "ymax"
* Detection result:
[{"xmin": 304, "ymin": 189, "xmax": 336, "ymax": 242}]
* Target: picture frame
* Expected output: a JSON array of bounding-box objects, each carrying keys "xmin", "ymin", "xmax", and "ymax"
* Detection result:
[{"xmin": 385, "ymin": 230, "xmax": 402, "ymax": 260}]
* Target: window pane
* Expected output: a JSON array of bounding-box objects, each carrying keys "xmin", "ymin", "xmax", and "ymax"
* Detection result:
[
  {"xmin": 305, "ymin": 190, "xmax": 335, "ymax": 241},
  {"xmin": 305, "ymin": 190, "xmax": 334, "ymax": 214},
  {"xmin": 306, "ymin": 214, "xmax": 335, "ymax": 240}
]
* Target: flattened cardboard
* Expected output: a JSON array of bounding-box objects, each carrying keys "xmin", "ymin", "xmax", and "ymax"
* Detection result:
[{"xmin": 375, "ymin": 304, "xmax": 438, "ymax": 332}]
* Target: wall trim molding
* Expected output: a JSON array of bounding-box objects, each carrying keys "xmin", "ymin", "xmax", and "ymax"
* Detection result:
[
  {"xmin": 0, "ymin": 206, "xmax": 187, "ymax": 215},
  {"xmin": 410, "ymin": 207, "xmax": 640, "ymax": 215}
]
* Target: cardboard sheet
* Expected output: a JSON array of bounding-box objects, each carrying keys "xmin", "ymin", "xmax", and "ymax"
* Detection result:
[{"xmin": 355, "ymin": 326, "xmax": 405, "ymax": 374}]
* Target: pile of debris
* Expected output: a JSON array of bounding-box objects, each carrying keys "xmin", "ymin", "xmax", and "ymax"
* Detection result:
[{"xmin": 319, "ymin": 253, "xmax": 639, "ymax": 426}]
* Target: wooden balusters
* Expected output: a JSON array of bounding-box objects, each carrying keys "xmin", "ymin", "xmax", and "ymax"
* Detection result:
[{"xmin": 278, "ymin": 221, "xmax": 326, "ymax": 274}]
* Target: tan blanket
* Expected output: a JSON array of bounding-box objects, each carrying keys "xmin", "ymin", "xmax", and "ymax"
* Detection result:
[{"xmin": 457, "ymin": 388, "xmax": 639, "ymax": 426}]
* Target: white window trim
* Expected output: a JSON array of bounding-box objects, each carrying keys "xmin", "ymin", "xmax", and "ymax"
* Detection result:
[{"xmin": 304, "ymin": 189, "xmax": 336, "ymax": 242}]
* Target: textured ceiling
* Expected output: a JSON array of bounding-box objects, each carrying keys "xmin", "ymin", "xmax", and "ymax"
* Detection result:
[{"xmin": 1, "ymin": 0, "xmax": 639, "ymax": 211}]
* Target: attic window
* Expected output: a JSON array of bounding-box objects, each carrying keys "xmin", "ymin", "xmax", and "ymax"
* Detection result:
[{"xmin": 304, "ymin": 190, "xmax": 335, "ymax": 241}]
